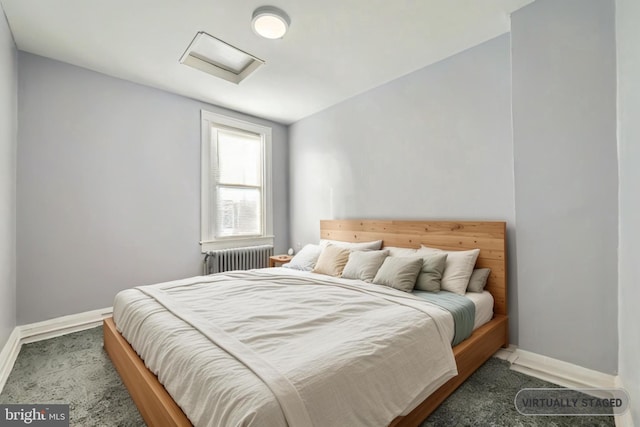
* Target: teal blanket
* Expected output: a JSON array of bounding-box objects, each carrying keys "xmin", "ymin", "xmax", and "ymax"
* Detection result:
[{"xmin": 412, "ymin": 290, "xmax": 476, "ymax": 346}]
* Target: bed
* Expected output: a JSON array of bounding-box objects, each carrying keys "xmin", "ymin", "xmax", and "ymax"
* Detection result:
[{"xmin": 103, "ymin": 219, "xmax": 508, "ymax": 426}]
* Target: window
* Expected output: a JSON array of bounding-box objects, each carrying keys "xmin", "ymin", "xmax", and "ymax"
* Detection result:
[{"xmin": 201, "ymin": 111, "xmax": 273, "ymax": 251}]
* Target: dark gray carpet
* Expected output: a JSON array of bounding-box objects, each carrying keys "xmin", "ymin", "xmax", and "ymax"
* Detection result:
[
  {"xmin": 424, "ymin": 358, "xmax": 614, "ymax": 427},
  {"xmin": 0, "ymin": 327, "xmax": 144, "ymax": 426},
  {"xmin": 0, "ymin": 327, "xmax": 615, "ymax": 426}
]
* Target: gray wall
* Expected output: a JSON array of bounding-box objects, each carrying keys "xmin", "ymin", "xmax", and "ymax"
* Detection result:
[
  {"xmin": 616, "ymin": 0, "xmax": 640, "ymax": 422},
  {"xmin": 511, "ymin": 0, "xmax": 618, "ymax": 373},
  {"xmin": 289, "ymin": 34, "xmax": 519, "ymax": 343},
  {"xmin": 16, "ymin": 52, "xmax": 289, "ymax": 325},
  {"xmin": 0, "ymin": 7, "xmax": 17, "ymax": 347}
]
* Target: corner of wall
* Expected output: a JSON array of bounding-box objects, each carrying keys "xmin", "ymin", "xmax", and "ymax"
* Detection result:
[{"xmin": 0, "ymin": 0, "xmax": 18, "ymax": 350}]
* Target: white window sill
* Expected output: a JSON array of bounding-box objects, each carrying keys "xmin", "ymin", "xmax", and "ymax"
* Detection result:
[{"xmin": 200, "ymin": 236, "xmax": 275, "ymax": 253}]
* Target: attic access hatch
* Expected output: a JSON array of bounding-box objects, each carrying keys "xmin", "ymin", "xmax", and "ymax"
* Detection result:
[{"xmin": 180, "ymin": 32, "xmax": 264, "ymax": 84}]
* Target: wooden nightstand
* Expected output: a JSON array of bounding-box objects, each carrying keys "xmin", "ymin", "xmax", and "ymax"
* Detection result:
[{"xmin": 269, "ymin": 254, "xmax": 293, "ymax": 267}]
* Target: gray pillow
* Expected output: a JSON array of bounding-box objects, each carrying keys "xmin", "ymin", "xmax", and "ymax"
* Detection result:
[
  {"xmin": 372, "ymin": 257, "xmax": 423, "ymax": 293},
  {"xmin": 341, "ymin": 250, "xmax": 389, "ymax": 282},
  {"xmin": 467, "ymin": 268, "xmax": 491, "ymax": 293},
  {"xmin": 414, "ymin": 253, "xmax": 448, "ymax": 292}
]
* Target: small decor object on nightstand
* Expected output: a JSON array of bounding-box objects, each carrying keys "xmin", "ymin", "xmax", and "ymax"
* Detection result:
[
  {"xmin": 287, "ymin": 248, "xmax": 294, "ymax": 256},
  {"xmin": 269, "ymin": 254, "xmax": 293, "ymax": 268}
]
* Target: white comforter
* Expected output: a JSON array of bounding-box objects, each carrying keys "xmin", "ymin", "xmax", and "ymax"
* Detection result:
[{"xmin": 113, "ymin": 269, "xmax": 457, "ymax": 427}]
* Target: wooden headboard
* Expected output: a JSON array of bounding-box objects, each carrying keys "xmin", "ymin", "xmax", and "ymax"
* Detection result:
[{"xmin": 320, "ymin": 220, "xmax": 507, "ymax": 316}]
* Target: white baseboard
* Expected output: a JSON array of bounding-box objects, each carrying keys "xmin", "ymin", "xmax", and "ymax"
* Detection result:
[
  {"xmin": 0, "ymin": 327, "xmax": 21, "ymax": 394},
  {"xmin": 493, "ymin": 344, "xmax": 518, "ymax": 362},
  {"xmin": 508, "ymin": 348, "xmax": 617, "ymax": 390},
  {"xmin": 0, "ymin": 307, "xmax": 113, "ymax": 394},
  {"xmin": 614, "ymin": 376, "xmax": 635, "ymax": 427},
  {"xmin": 616, "ymin": 411, "xmax": 634, "ymax": 427},
  {"xmin": 493, "ymin": 347, "xmax": 633, "ymax": 427},
  {"xmin": 19, "ymin": 307, "xmax": 113, "ymax": 344}
]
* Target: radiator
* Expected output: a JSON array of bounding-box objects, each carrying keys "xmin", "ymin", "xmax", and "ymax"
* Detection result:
[{"xmin": 203, "ymin": 245, "xmax": 274, "ymax": 275}]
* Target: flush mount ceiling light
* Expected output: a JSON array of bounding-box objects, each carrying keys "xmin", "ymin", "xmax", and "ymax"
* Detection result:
[
  {"xmin": 179, "ymin": 32, "xmax": 264, "ymax": 84},
  {"xmin": 252, "ymin": 6, "xmax": 290, "ymax": 39}
]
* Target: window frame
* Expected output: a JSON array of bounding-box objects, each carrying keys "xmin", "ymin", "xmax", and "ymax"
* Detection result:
[{"xmin": 200, "ymin": 110, "xmax": 273, "ymax": 252}]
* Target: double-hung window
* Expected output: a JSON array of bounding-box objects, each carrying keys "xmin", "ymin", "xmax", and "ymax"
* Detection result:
[{"xmin": 200, "ymin": 111, "xmax": 273, "ymax": 251}]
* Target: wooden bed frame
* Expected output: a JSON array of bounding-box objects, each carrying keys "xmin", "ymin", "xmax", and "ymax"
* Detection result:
[{"xmin": 103, "ymin": 219, "xmax": 508, "ymax": 427}]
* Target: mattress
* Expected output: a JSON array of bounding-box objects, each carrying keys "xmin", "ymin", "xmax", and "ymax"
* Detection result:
[
  {"xmin": 465, "ymin": 290, "xmax": 494, "ymax": 329},
  {"xmin": 411, "ymin": 289, "xmax": 494, "ymax": 335},
  {"xmin": 113, "ymin": 269, "xmax": 461, "ymax": 427}
]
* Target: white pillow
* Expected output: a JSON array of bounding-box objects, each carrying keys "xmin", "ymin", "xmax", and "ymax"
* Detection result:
[
  {"xmin": 418, "ymin": 246, "xmax": 480, "ymax": 295},
  {"xmin": 384, "ymin": 246, "xmax": 418, "ymax": 257},
  {"xmin": 283, "ymin": 244, "xmax": 322, "ymax": 271},
  {"xmin": 320, "ymin": 239, "xmax": 383, "ymax": 251},
  {"xmin": 341, "ymin": 250, "xmax": 389, "ymax": 282}
]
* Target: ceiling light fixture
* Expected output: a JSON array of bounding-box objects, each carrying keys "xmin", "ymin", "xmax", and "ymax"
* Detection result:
[{"xmin": 251, "ymin": 6, "xmax": 290, "ymax": 39}]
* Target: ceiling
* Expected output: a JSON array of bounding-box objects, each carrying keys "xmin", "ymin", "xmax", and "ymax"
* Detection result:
[{"xmin": 1, "ymin": 0, "xmax": 533, "ymax": 124}]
